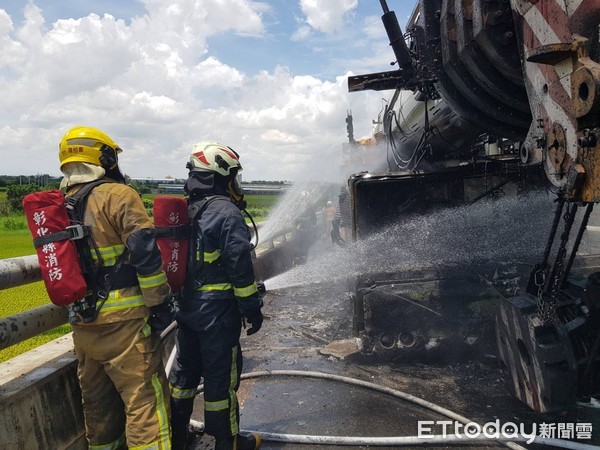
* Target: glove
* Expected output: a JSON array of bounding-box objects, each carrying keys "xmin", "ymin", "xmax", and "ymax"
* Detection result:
[
  {"xmin": 244, "ymin": 308, "xmax": 263, "ymax": 336},
  {"xmin": 149, "ymin": 301, "xmax": 175, "ymax": 337},
  {"xmin": 256, "ymin": 281, "xmax": 267, "ymax": 295}
]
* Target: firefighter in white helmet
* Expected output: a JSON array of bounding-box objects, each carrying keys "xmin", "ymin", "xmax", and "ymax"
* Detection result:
[
  {"xmin": 169, "ymin": 141, "xmax": 263, "ymax": 450},
  {"xmin": 58, "ymin": 126, "xmax": 173, "ymax": 449}
]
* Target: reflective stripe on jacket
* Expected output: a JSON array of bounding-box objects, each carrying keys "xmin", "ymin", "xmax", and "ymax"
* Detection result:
[
  {"xmin": 192, "ymin": 197, "xmax": 260, "ymax": 311},
  {"xmin": 67, "ymin": 179, "xmax": 170, "ymax": 325}
]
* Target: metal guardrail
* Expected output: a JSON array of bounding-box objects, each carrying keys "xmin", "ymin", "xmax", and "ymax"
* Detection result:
[
  {"xmin": 0, "ymin": 255, "xmax": 41, "ymax": 290},
  {"xmin": 0, "ymin": 304, "xmax": 68, "ymax": 350},
  {"xmin": 0, "ymin": 226, "xmax": 298, "ymax": 352},
  {"xmin": 0, "ymin": 255, "xmax": 66, "ymax": 351}
]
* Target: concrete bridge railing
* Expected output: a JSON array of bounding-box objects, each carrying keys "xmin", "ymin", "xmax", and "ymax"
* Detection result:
[{"xmin": 0, "ymin": 226, "xmax": 299, "ymax": 450}]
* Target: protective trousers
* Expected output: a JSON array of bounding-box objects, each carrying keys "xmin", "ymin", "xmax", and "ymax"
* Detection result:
[
  {"xmin": 170, "ymin": 320, "xmax": 243, "ymax": 448},
  {"xmin": 72, "ymin": 318, "xmax": 171, "ymax": 450}
]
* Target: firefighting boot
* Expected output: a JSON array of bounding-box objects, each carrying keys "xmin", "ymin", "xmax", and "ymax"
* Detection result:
[
  {"xmin": 172, "ymin": 425, "xmax": 202, "ymax": 450},
  {"xmin": 184, "ymin": 431, "xmax": 202, "ymax": 450},
  {"xmin": 214, "ymin": 432, "xmax": 262, "ymax": 450},
  {"xmin": 214, "ymin": 435, "xmax": 234, "ymax": 450},
  {"xmin": 236, "ymin": 432, "xmax": 262, "ymax": 450}
]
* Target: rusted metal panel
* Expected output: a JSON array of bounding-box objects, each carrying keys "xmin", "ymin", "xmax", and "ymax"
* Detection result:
[
  {"xmin": 510, "ymin": 0, "xmax": 600, "ymax": 198},
  {"xmin": 0, "ymin": 255, "xmax": 41, "ymax": 291}
]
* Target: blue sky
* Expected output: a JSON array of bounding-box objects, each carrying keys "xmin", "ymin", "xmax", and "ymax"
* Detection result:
[{"xmin": 0, "ymin": 0, "xmax": 416, "ymax": 181}]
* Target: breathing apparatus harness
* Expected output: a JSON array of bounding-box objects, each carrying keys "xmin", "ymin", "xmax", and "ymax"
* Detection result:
[
  {"xmin": 59, "ymin": 181, "xmax": 136, "ymax": 323},
  {"xmin": 179, "ymin": 192, "xmax": 259, "ymax": 302},
  {"xmin": 182, "ymin": 164, "xmax": 260, "ymax": 251}
]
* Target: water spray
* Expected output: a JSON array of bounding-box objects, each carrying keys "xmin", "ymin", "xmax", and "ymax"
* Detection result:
[{"xmin": 263, "ymin": 191, "xmax": 591, "ymax": 291}]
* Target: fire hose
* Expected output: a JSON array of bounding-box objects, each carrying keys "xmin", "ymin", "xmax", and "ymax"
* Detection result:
[{"xmin": 161, "ymin": 325, "xmax": 599, "ymax": 449}]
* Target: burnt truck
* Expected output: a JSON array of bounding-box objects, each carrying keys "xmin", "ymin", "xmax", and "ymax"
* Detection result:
[{"xmin": 345, "ymin": 0, "xmax": 600, "ymax": 412}]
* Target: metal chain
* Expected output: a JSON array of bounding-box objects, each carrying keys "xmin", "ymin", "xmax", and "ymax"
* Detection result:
[
  {"xmin": 538, "ymin": 204, "xmax": 573, "ymax": 324},
  {"xmin": 534, "ymin": 268, "xmax": 550, "ymax": 323}
]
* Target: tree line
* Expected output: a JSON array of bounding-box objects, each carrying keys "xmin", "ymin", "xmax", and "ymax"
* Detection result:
[
  {"xmin": 0, "ymin": 175, "xmax": 289, "ymax": 215},
  {"xmin": 0, "ymin": 174, "xmax": 61, "ymax": 188}
]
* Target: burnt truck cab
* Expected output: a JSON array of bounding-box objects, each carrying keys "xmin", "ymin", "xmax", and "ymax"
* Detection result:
[{"xmin": 346, "ymin": 158, "xmax": 548, "ymax": 362}]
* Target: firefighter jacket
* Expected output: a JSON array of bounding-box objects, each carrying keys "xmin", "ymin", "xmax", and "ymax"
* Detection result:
[
  {"xmin": 66, "ymin": 178, "xmax": 170, "ymax": 325},
  {"xmin": 178, "ymin": 176, "xmax": 261, "ymax": 331}
]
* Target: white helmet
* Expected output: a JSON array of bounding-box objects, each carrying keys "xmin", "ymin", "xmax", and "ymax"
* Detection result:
[{"xmin": 187, "ymin": 141, "xmax": 242, "ymax": 177}]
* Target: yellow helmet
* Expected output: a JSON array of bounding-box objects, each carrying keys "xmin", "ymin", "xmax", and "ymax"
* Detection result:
[{"xmin": 59, "ymin": 126, "xmax": 123, "ymax": 170}]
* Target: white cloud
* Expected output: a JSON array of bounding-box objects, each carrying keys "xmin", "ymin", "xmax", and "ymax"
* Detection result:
[
  {"xmin": 363, "ymin": 15, "xmax": 387, "ymax": 40},
  {"xmin": 130, "ymin": 92, "xmax": 181, "ymax": 120},
  {"xmin": 0, "ymin": 0, "xmax": 387, "ymax": 181},
  {"xmin": 298, "ymin": 0, "xmax": 358, "ymax": 34},
  {"xmin": 0, "ymin": 11, "xmax": 25, "ymax": 71},
  {"xmin": 291, "ymin": 25, "xmax": 311, "ymax": 41},
  {"xmin": 136, "ymin": 0, "xmax": 264, "ymax": 45},
  {"xmin": 194, "ymin": 57, "xmax": 245, "ymax": 88},
  {"xmin": 261, "ymin": 129, "xmax": 299, "ymax": 145},
  {"xmin": 17, "ymin": 3, "xmax": 46, "ymax": 46}
]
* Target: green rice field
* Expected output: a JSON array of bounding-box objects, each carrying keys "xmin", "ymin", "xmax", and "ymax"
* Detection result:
[
  {"xmin": 0, "ymin": 193, "xmax": 279, "ymax": 362},
  {"xmin": 142, "ymin": 193, "xmax": 279, "ymax": 222},
  {"xmin": 0, "ymin": 228, "xmax": 68, "ymax": 363}
]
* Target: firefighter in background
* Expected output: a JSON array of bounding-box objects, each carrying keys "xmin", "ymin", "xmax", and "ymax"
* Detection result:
[
  {"xmin": 324, "ymin": 200, "xmax": 337, "ymax": 244},
  {"xmin": 58, "ymin": 126, "xmax": 173, "ymax": 449},
  {"xmin": 170, "ymin": 142, "xmax": 263, "ymax": 450}
]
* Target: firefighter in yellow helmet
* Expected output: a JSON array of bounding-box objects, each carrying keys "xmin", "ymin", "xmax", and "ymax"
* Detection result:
[
  {"xmin": 169, "ymin": 141, "xmax": 263, "ymax": 450},
  {"xmin": 58, "ymin": 126, "xmax": 173, "ymax": 449}
]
